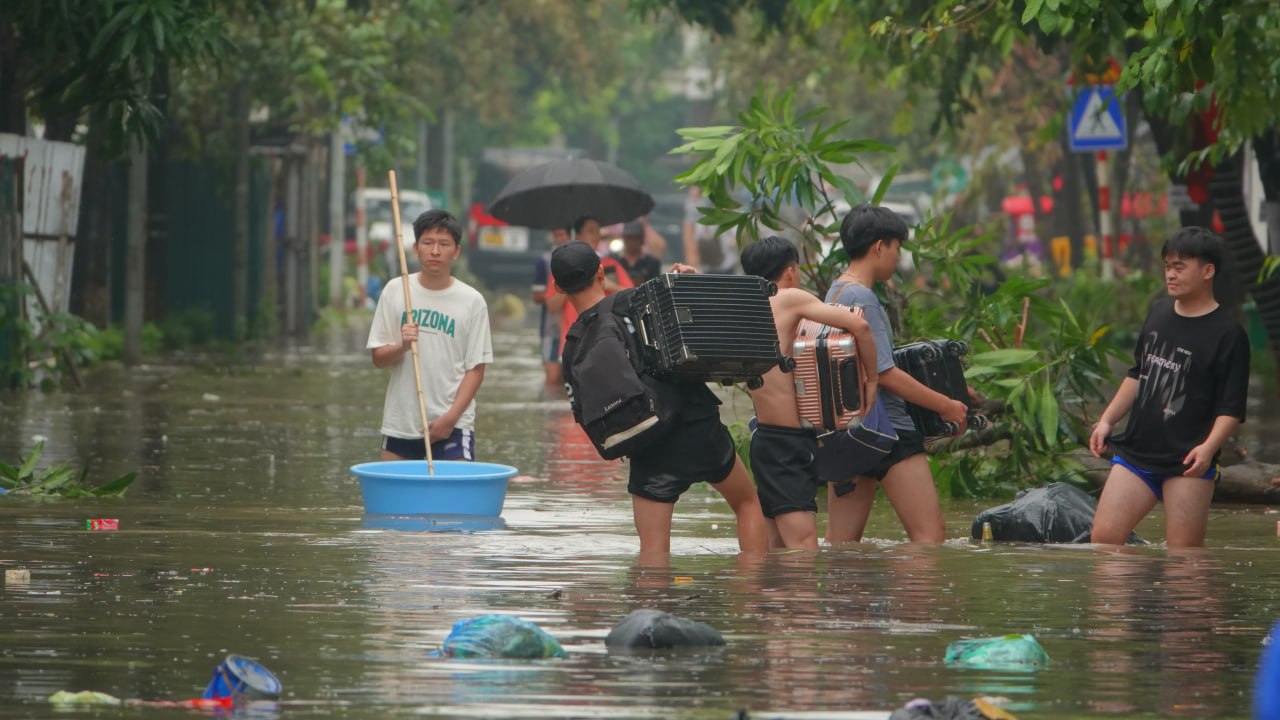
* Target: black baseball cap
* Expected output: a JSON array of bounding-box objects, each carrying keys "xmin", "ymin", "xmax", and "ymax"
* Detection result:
[{"xmin": 551, "ymin": 241, "xmax": 601, "ymax": 293}]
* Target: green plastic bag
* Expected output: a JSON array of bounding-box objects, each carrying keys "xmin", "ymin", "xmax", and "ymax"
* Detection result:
[
  {"xmin": 434, "ymin": 615, "xmax": 568, "ymax": 659},
  {"xmin": 944, "ymin": 634, "xmax": 1050, "ymax": 671}
]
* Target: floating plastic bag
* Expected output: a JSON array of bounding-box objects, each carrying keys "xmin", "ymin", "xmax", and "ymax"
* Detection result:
[
  {"xmin": 48, "ymin": 691, "xmax": 122, "ymax": 706},
  {"xmin": 605, "ymin": 609, "xmax": 725, "ymax": 649},
  {"xmin": 944, "ymin": 634, "xmax": 1049, "ymax": 671},
  {"xmin": 971, "ymin": 482, "xmax": 1142, "ymax": 544},
  {"xmin": 888, "ymin": 696, "xmax": 1018, "ymax": 719},
  {"xmin": 436, "ymin": 615, "xmax": 568, "ymax": 659}
]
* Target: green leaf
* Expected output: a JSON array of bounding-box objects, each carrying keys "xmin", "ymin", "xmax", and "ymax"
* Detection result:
[
  {"xmin": 696, "ymin": 206, "xmax": 743, "ymax": 224},
  {"xmin": 1039, "ymin": 382, "xmax": 1060, "ymax": 447},
  {"xmin": 676, "ymin": 125, "xmax": 737, "ymax": 139},
  {"xmin": 969, "ymin": 348, "xmax": 1038, "ymax": 367},
  {"xmin": 964, "ymin": 365, "xmax": 999, "ymax": 378},
  {"xmin": 871, "ymin": 164, "xmax": 899, "ymax": 205},
  {"xmin": 93, "ymin": 472, "xmax": 138, "ymax": 497},
  {"xmin": 1022, "ymin": 0, "xmax": 1046, "ymax": 25},
  {"xmin": 17, "ymin": 442, "xmax": 44, "ymax": 481}
]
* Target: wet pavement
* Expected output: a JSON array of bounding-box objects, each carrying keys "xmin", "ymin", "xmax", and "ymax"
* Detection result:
[{"xmin": 1, "ymin": 321, "xmax": 1278, "ymax": 719}]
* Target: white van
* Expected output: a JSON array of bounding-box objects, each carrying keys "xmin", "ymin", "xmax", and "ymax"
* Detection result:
[{"xmin": 358, "ymin": 188, "xmax": 432, "ymax": 273}]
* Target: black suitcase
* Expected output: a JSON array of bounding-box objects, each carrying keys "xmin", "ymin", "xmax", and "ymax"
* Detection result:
[
  {"xmin": 892, "ymin": 339, "xmax": 988, "ymax": 439},
  {"xmin": 630, "ymin": 273, "xmax": 789, "ymax": 387}
]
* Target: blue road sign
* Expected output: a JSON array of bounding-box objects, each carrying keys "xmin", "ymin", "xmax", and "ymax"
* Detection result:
[{"xmin": 1068, "ymin": 86, "xmax": 1126, "ymax": 152}]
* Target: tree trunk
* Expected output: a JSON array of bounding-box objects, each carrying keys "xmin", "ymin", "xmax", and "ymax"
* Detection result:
[
  {"xmin": 1053, "ymin": 154, "xmax": 1087, "ymax": 269},
  {"xmin": 70, "ymin": 121, "xmax": 111, "ymax": 326},
  {"xmin": 1211, "ymin": 151, "xmax": 1280, "ymax": 362},
  {"xmin": 0, "ymin": 18, "xmax": 26, "ymax": 137},
  {"xmin": 327, "ymin": 130, "xmax": 344, "ymax": 309},
  {"xmin": 124, "ymin": 141, "xmax": 146, "ymax": 365},
  {"xmin": 232, "ymin": 81, "xmax": 250, "ymax": 340}
]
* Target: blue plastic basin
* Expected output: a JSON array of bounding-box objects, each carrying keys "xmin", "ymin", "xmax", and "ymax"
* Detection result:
[{"xmin": 350, "ymin": 460, "xmax": 515, "ymax": 516}]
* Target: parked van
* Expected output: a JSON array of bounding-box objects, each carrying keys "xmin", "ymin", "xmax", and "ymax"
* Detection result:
[{"xmin": 359, "ymin": 187, "xmax": 432, "ymax": 274}]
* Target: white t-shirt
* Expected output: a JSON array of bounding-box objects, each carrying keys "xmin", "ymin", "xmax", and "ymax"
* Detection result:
[{"xmin": 366, "ymin": 275, "xmax": 493, "ymax": 438}]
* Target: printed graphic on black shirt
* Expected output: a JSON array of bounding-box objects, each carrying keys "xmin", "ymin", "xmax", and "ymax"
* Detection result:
[{"xmin": 1136, "ymin": 329, "xmax": 1192, "ymax": 423}]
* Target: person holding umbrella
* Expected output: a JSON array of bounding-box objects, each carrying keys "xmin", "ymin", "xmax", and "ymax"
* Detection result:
[{"xmin": 367, "ymin": 209, "xmax": 493, "ymax": 461}]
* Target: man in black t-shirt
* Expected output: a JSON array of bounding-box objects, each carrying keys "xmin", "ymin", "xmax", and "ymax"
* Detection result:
[
  {"xmin": 1089, "ymin": 227, "xmax": 1250, "ymax": 548},
  {"xmin": 552, "ymin": 241, "xmax": 768, "ymax": 557},
  {"xmin": 612, "ymin": 221, "xmax": 662, "ymax": 286}
]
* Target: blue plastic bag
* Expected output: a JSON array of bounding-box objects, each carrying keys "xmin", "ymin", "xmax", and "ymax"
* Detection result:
[{"xmin": 434, "ymin": 615, "xmax": 568, "ymax": 659}]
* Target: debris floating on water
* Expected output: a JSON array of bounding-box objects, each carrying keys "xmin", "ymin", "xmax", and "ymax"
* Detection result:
[{"xmin": 944, "ymin": 634, "xmax": 1050, "ymax": 671}]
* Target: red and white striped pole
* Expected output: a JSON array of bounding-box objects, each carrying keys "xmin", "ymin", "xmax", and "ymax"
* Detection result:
[{"xmin": 1097, "ymin": 150, "xmax": 1114, "ymax": 281}]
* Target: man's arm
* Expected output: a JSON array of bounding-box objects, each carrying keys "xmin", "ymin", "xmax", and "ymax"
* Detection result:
[
  {"xmin": 427, "ymin": 364, "xmax": 486, "ymax": 442},
  {"xmin": 1089, "ymin": 376, "xmax": 1138, "ymax": 457},
  {"xmin": 371, "ymin": 323, "xmax": 417, "ymax": 368},
  {"xmin": 1183, "ymin": 415, "xmax": 1241, "ymax": 477},
  {"xmin": 878, "ymin": 367, "xmax": 967, "ymax": 430}
]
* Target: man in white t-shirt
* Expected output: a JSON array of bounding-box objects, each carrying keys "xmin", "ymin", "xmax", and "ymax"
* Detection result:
[{"xmin": 367, "ymin": 209, "xmax": 494, "ymax": 461}]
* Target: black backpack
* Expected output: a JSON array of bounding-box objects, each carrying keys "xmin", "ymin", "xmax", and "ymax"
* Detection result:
[{"xmin": 562, "ymin": 291, "xmax": 681, "ymax": 460}]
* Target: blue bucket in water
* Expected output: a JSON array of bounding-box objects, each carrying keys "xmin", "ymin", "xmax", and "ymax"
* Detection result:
[
  {"xmin": 202, "ymin": 655, "xmax": 281, "ymax": 702},
  {"xmin": 350, "ymin": 460, "xmax": 516, "ymax": 516}
]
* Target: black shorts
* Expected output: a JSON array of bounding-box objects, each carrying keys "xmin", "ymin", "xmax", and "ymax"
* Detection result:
[
  {"xmin": 749, "ymin": 423, "xmax": 820, "ymax": 518},
  {"xmin": 628, "ymin": 414, "xmax": 736, "ymax": 503},
  {"xmin": 832, "ymin": 428, "xmax": 926, "ymax": 497}
]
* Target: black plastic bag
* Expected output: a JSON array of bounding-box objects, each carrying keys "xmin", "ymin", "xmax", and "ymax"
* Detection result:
[
  {"xmin": 605, "ymin": 609, "xmax": 725, "ymax": 649},
  {"xmin": 971, "ymin": 482, "xmax": 1142, "ymax": 544}
]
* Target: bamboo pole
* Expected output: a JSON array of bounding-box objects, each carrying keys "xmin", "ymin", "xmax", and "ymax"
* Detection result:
[{"xmin": 388, "ymin": 170, "xmax": 434, "ymax": 474}]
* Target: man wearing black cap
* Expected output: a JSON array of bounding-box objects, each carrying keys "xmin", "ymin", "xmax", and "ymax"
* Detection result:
[
  {"xmin": 552, "ymin": 241, "xmax": 768, "ymax": 556},
  {"xmin": 824, "ymin": 204, "xmax": 967, "ymax": 545},
  {"xmin": 612, "ymin": 221, "xmax": 661, "ymax": 286}
]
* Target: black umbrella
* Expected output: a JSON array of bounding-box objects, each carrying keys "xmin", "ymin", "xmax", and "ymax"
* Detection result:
[{"xmin": 487, "ymin": 158, "xmax": 655, "ymax": 229}]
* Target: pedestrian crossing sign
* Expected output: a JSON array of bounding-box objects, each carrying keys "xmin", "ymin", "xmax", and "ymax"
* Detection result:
[{"xmin": 1068, "ymin": 86, "xmax": 1127, "ymax": 152}]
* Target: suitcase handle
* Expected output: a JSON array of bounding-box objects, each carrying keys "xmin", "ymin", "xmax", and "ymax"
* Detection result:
[{"xmin": 635, "ymin": 307, "xmax": 655, "ymax": 350}]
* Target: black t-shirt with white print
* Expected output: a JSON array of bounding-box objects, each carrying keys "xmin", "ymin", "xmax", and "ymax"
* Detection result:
[{"xmin": 1108, "ymin": 299, "xmax": 1250, "ymax": 476}]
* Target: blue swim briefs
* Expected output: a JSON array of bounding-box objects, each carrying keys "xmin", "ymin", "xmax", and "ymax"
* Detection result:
[{"xmin": 1111, "ymin": 455, "xmax": 1219, "ymax": 501}]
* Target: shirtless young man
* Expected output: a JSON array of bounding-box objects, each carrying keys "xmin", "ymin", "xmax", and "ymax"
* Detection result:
[{"xmin": 740, "ymin": 236, "xmax": 880, "ymax": 550}]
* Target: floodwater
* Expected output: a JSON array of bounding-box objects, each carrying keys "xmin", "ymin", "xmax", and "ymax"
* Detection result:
[{"xmin": 1, "ymin": 320, "xmax": 1278, "ymax": 720}]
